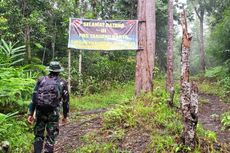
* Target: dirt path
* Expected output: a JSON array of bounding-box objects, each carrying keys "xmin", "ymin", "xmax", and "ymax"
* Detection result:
[
  {"xmin": 54, "ymin": 109, "xmax": 150, "ymax": 153},
  {"xmin": 54, "ymin": 109, "xmax": 105, "ymax": 153},
  {"xmin": 199, "ymin": 93, "xmax": 230, "ymax": 145}
]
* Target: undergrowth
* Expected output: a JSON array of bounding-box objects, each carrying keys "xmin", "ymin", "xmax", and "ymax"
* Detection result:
[
  {"xmin": 0, "ymin": 112, "xmax": 33, "ymax": 152},
  {"xmin": 70, "ymin": 82, "xmax": 134, "ymax": 110},
  {"xmin": 0, "ymin": 67, "xmax": 36, "ymax": 113},
  {"xmin": 196, "ymin": 65, "xmax": 230, "ymax": 102},
  {"xmin": 221, "ymin": 111, "xmax": 230, "ymax": 130},
  {"xmin": 99, "ymin": 79, "xmax": 229, "ymax": 153}
]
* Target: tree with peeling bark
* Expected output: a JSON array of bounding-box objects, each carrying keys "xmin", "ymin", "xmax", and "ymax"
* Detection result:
[
  {"xmin": 135, "ymin": 0, "xmax": 156, "ymax": 96},
  {"xmin": 180, "ymin": 10, "xmax": 199, "ymax": 150},
  {"xmin": 166, "ymin": 0, "xmax": 174, "ymax": 106}
]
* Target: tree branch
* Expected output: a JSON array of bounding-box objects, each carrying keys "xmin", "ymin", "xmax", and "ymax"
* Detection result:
[
  {"xmin": 194, "ymin": 6, "xmax": 201, "ymax": 20},
  {"xmin": 191, "ymin": 1, "xmax": 201, "ymax": 20}
]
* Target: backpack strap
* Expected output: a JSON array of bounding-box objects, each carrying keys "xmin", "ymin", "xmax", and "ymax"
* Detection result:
[
  {"xmin": 39, "ymin": 76, "xmax": 47, "ymax": 87},
  {"xmin": 54, "ymin": 76, "xmax": 62, "ymax": 98}
]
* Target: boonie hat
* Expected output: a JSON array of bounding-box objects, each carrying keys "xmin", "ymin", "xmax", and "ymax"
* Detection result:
[{"xmin": 46, "ymin": 61, "xmax": 64, "ymax": 72}]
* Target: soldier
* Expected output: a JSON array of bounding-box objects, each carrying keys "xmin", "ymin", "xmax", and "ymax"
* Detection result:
[{"xmin": 27, "ymin": 61, "xmax": 69, "ymax": 153}]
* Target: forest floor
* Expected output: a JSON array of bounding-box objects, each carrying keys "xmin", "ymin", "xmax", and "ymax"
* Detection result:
[{"xmin": 54, "ymin": 93, "xmax": 230, "ymax": 153}]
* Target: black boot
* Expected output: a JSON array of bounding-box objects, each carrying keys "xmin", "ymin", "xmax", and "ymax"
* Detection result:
[
  {"xmin": 34, "ymin": 140, "xmax": 43, "ymax": 153},
  {"xmin": 44, "ymin": 142, "xmax": 54, "ymax": 153}
]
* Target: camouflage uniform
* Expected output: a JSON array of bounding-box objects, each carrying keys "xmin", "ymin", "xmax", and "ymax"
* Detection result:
[{"xmin": 29, "ymin": 71, "xmax": 69, "ymax": 153}]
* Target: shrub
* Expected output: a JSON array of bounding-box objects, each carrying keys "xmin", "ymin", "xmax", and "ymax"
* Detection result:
[
  {"xmin": 0, "ymin": 67, "xmax": 35, "ymax": 113},
  {"xmin": 103, "ymin": 105, "xmax": 136, "ymax": 129},
  {"xmin": 0, "ymin": 112, "xmax": 33, "ymax": 152},
  {"xmin": 221, "ymin": 111, "xmax": 230, "ymax": 130}
]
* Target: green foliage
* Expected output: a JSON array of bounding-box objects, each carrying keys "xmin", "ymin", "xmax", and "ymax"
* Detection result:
[
  {"xmin": 198, "ymin": 81, "xmax": 219, "ymax": 95},
  {"xmin": 82, "ymin": 52, "xmax": 135, "ymax": 95},
  {"xmin": 102, "ymin": 82, "xmax": 183, "ymax": 152},
  {"xmin": 205, "ymin": 66, "xmax": 228, "ymax": 79},
  {"xmin": 205, "ymin": 130, "xmax": 217, "ymax": 142},
  {"xmin": 114, "ymin": 0, "xmax": 137, "ymax": 19},
  {"xmin": 0, "ymin": 112, "xmax": 33, "ymax": 152},
  {"xmin": 197, "ymin": 66, "xmax": 230, "ymax": 101},
  {"xmin": 103, "ymin": 105, "xmax": 136, "ymax": 129},
  {"xmin": 0, "ymin": 16, "xmax": 8, "ymax": 33},
  {"xmin": 74, "ymin": 130, "xmax": 126, "ymax": 153},
  {"xmin": 208, "ymin": 6, "xmax": 230, "ymax": 64},
  {"xmin": 218, "ymin": 77, "xmax": 230, "ymax": 98},
  {"xmin": 99, "ymin": 80, "xmax": 227, "ymax": 152},
  {"xmin": 0, "ymin": 39, "xmax": 25, "ymax": 67},
  {"xmin": 0, "ymin": 67, "xmax": 35, "ymax": 113},
  {"xmin": 70, "ymin": 83, "xmax": 134, "ymax": 110},
  {"xmin": 73, "ymin": 142, "xmax": 122, "ymax": 153},
  {"xmin": 148, "ymin": 134, "xmax": 175, "ymax": 153},
  {"xmin": 221, "ymin": 111, "xmax": 230, "ymax": 130}
]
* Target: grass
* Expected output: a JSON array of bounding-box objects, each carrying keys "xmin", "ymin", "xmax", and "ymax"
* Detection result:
[
  {"xmin": 86, "ymin": 79, "xmax": 229, "ymax": 153},
  {"xmin": 193, "ymin": 77, "xmax": 230, "ymax": 103},
  {"xmin": 220, "ymin": 111, "xmax": 230, "ymax": 130},
  {"xmin": 2, "ymin": 77, "xmax": 228, "ymax": 152},
  {"xmin": 70, "ymin": 82, "xmax": 135, "ymax": 110},
  {"xmin": 198, "ymin": 81, "xmax": 222, "ymax": 96}
]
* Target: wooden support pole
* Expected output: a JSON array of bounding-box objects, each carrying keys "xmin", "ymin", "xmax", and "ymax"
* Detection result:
[
  {"xmin": 79, "ymin": 50, "xmax": 82, "ymax": 88},
  {"xmin": 68, "ymin": 49, "xmax": 71, "ymax": 93}
]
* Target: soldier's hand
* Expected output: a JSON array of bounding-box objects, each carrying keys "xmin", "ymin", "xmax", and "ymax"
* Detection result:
[{"xmin": 27, "ymin": 115, "xmax": 34, "ymax": 124}]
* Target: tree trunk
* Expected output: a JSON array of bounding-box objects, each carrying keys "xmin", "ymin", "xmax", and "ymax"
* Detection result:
[
  {"xmin": 135, "ymin": 0, "xmax": 155, "ymax": 96},
  {"xmin": 52, "ymin": 21, "xmax": 57, "ymax": 60},
  {"xmin": 166, "ymin": 0, "xmax": 174, "ymax": 106},
  {"xmin": 199, "ymin": 16, "xmax": 205, "ymax": 73},
  {"xmin": 146, "ymin": 0, "xmax": 156, "ymax": 81},
  {"xmin": 194, "ymin": 5, "xmax": 206, "ymax": 73},
  {"xmin": 180, "ymin": 10, "xmax": 198, "ymax": 150},
  {"xmin": 42, "ymin": 46, "xmax": 46, "ymax": 64},
  {"xmin": 22, "ymin": 0, "xmax": 31, "ymax": 64},
  {"xmin": 25, "ymin": 25, "xmax": 32, "ymax": 64}
]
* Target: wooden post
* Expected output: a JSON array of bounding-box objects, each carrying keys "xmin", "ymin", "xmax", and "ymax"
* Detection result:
[
  {"xmin": 180, "ymin": 10, "xmax": 198, "ymax": 150},
  {"xmin": 78, "ymin": 50, "xmax": 82, "ymax": 89},
  {"xmin": 79, "ymin": 0, "xmax": 83, "ymax": 91},
  {"xmin": 68, "ymin": 49, "xmax": 71, "ymax": 93}
]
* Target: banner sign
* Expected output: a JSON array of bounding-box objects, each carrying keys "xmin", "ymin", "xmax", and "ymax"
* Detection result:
[{"xmin": 68, "ymin": 18, "xmax": 138, "ymax": 50}]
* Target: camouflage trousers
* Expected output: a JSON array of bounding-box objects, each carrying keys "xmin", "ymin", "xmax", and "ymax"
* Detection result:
[{"xmin": 34, "ymin": 109, "xmax": 59, "ymax": 153}]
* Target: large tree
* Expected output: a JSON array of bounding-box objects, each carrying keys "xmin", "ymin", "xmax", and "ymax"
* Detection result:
[
  {"xmin": 191, "ymin": 0, "xmax": 206, "ymax": 73},
  {"xmin": 135, "ymin": 0, "xmax": 156, "ymax": 95},
  {"xmin": 190, "ymin": 0, "xmax": 220, "ymax": 73}
]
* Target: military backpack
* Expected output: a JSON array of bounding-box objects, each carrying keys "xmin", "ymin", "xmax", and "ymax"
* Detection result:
[{"xmin": 36, "ymin": 76, "xmax": 62, "ymax": 109}]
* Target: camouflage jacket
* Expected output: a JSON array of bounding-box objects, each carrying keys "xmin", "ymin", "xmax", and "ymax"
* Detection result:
[{"xmin": 28, "ymin": 74, "xmax": 69, "ymax": 118}]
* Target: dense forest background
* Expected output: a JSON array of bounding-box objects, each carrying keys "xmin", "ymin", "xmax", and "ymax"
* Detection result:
[{"xmin": 0, "ymin": 0, "xmax": 229, "ymax": 152}]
